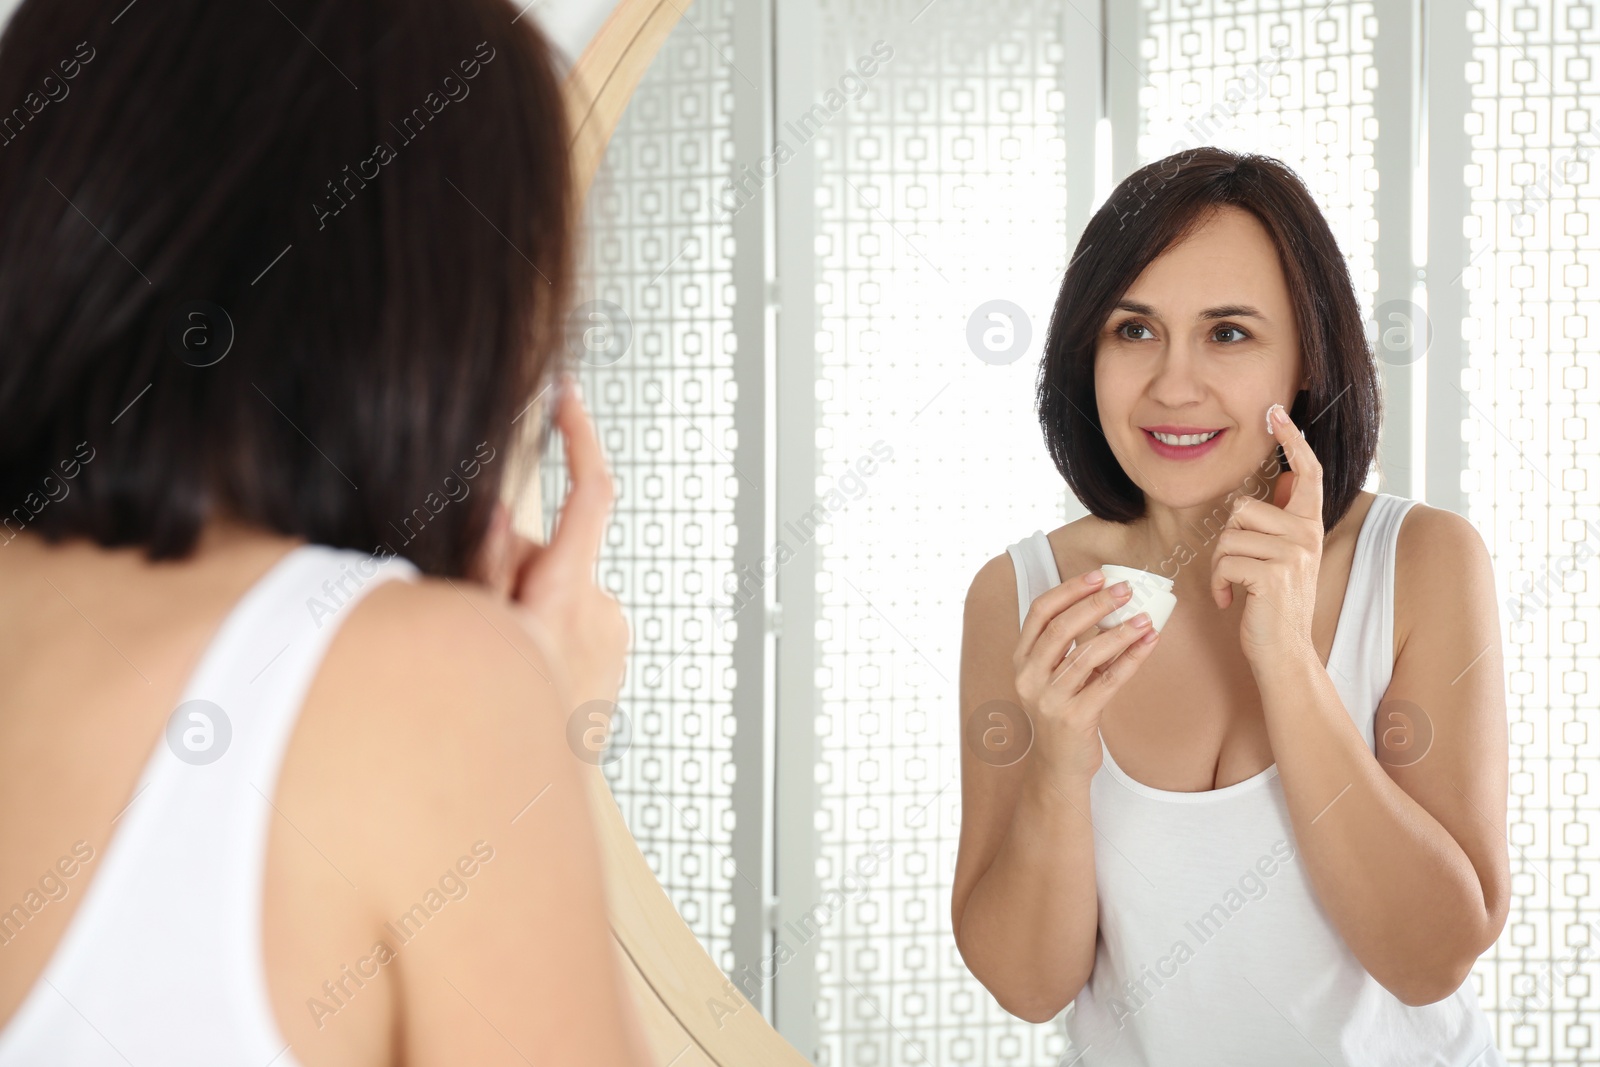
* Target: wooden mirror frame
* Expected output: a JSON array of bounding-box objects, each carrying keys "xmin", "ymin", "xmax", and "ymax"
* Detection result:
[{"xmin": 539, "ymin": 4, "xmax": 814, "ymax": 1064}]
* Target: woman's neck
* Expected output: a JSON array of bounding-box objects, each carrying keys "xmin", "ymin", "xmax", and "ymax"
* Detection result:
[{"xmin": 1111, "ymin": 474, "xmax": 1286, "ymax": 600}]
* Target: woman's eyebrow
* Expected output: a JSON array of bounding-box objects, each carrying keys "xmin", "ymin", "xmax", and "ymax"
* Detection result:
[{"xmin": 1111, "ymin": 301, "xmax": 1266, "ymax": 320}]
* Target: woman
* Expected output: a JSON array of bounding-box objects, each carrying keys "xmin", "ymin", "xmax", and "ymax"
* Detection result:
[
  {"xmin": 0, "ymin": 1, "xmax": 649, "ymax": 1065},
  {"xmin": 954, "ymin": 148, "xmax": 1509, "ymax": 1065}
]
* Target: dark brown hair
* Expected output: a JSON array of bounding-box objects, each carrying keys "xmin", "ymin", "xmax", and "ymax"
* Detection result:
[
  {"xmin": 0, "ymin": 0, "xmax": 575, "ymax": 575},
  {"xmin": 1037, "ymin": 147, "xmax": 1380, "ymax": 531}
]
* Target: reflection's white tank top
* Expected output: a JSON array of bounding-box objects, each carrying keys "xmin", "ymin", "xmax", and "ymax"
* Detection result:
[
  {"xmin": 0, "ymin": 545, "xmax": 417, "ymax": 1067},
  {"xmin": 1005, "ymin": 494, "xmax": 1504, "ymax": 1067}
]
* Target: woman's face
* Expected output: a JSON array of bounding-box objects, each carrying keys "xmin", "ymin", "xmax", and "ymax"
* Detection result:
[{"xmin": 1093, "ymin": 205, "xmax": 1307, "ymax": 511}]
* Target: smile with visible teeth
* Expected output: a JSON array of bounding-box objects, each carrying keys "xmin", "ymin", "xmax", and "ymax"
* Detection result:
[{"xmin": 1150, "ymin": 430, "xmax": 1221, "ymax": 446}]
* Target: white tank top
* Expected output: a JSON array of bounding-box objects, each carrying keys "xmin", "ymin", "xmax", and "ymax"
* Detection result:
[
  {"xmin": 0, "ymin": 544, "xmax": 417, "ymax": 1067},
  {"xmin": 1005, "ymin": 494, "xmax": 1504, "ymax": 1067}
]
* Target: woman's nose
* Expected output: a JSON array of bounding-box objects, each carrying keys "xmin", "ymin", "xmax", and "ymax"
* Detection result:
[{"xmin": 1145, "ymin": 344, "xmax": 1208, "ymax": 406}]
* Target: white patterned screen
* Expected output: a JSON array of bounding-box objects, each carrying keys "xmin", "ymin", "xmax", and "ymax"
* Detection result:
[
  {"xmin": 1138, "ymin": 0, "xmax": 1380, "ymax": 341},
  {"xmin": 543, "ymin": 0, "xmax": 741, "ymax": 973},
  {"xmin": 810, "ymin": 2, "xmax": 1080, "ymax": 1063},
  {"xmin": 1460, "ymin": 1, "xmax": 1600, "ymax": 1060}
]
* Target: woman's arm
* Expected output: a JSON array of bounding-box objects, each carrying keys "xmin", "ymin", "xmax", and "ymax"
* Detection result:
[
  {"xmin": 952, "ymin": 552, "xmax": 1157, "ymax": 1022},
  {"xmin": 953, "ymin": 554, "xmax": 1098, "ymax": 1023},
  {"xmin": 345, "ymin": 580, "xmax": 654, "ymax": 1066},
  {"xmin": 1256, "ymin": 503, "xmax": 1510, "ymax": 1005}
]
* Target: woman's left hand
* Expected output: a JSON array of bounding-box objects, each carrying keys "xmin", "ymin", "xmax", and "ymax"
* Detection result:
[{"xmin": 1209, "ymin": 403, "xmax": 1325, "ymax": 667}]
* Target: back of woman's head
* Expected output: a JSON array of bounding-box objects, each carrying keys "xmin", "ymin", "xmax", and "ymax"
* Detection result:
[{"xmin": 0, "ymin": 0, "xmax": 574, "ymax": 574}]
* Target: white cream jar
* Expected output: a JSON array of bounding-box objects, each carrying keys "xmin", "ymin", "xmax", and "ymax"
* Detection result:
[{"xmin": 1095, "ymin": 565, "xmax": 1177, "ymax": 634}]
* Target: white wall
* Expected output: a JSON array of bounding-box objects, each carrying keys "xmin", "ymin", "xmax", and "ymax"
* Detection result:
[{"xmin": 536, "ymin": 0, "xmax": 615, "ymax": 64}]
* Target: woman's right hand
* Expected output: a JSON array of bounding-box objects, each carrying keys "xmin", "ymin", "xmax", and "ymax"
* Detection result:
[
  {"xmin": 473, "ymin": 373, "xmax": 631, "ymax": 713},
  {"xmin": 1013, "ymin": 570, "xmax": 1161, "ymax": 782}
]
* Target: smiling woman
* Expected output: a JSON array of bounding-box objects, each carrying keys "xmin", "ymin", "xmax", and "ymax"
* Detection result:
[
  {"xmin": 955, "ymin": 147, "xmax": 1510, "ymax": 1066},
  {"xmin": 1093, "ymin": 207, "xmax": 1307, "ymax": 519},
  {"xmin": 1039, "ymin": 148, "xmax": 1380, "ymax": 533},
  {"xmin": 1036, "ymin": 147, "xmax": 1388, "ymax": 534}
]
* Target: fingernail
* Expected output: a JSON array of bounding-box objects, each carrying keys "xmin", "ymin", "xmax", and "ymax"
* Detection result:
[
  {"xmin": 1085, "ymin": 569, "xmax": 1105, "ymax": 586},
  {"xmin": 1111, "ymin": 581, "xmax": 1132, "ymax": 598},
  {"xmin": 1139, "ymin": 629, "xmax": 1159, "ymax": 644},
  {"xmin": 1129, "ymin": 612, "xmax": 1152, "ymax": 629}
]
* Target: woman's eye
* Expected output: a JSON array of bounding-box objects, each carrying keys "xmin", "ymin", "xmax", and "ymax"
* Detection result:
[
  {"xmin": 1118, "ymin": 322, "xmax": 1151, "ymax": 340},
  {"xmin": 1213, "ymin": 325, "xmax": 1248, "ymax": 343}
]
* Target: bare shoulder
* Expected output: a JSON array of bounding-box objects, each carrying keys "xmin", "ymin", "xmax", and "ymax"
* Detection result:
[
  {"xmin": 322, "ymin": 573, "xmax": 575, "ymax": 794},
  {"xmin": 1395, "ymin": 502, "xmax": 1493, "ymax": 587},
  {"xmin": 286, "ymin": 574, "xmax": 593, "ymax": 896},
  {"xmin": 1393, "ymin": 502, "xmax": 1497, "ymax": 650},
  {"xmin": 326, "ymin": 573, "xmax": 561, "ymax": 713},
  {"xmin": 965, "ymin": 514, "xmax": 1106, "ymax": 634},
  {"xmin": 965, "ymin": 551, "xmax": 1019, "ymax": 631},
  {"xmin": 275, "ymin": 572, "xmax": 639, "ymax": 1061},
  {"xmin": 1045, "ymin": 514, "xmax": 1113, "ymax": 582}
]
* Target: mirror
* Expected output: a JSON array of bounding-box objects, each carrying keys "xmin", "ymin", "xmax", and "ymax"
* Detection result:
[{"xmin": 538, "ymin": 2, "xmax": 1589, "ymax": 1065}]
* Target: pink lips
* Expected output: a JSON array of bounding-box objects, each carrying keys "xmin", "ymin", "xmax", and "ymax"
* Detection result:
[{"xmin": 1142, "ymin": 426, "xmax": 1227, "ymax": 460}]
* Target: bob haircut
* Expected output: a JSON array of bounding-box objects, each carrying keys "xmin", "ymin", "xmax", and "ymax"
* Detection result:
[
  {"xmin": 1036, "ymin": 147, "xmax": 1381, "ymax": 532},
  {"xmin": 0, "ymin": 0, "xmax": 574, "ymax": 575}
]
